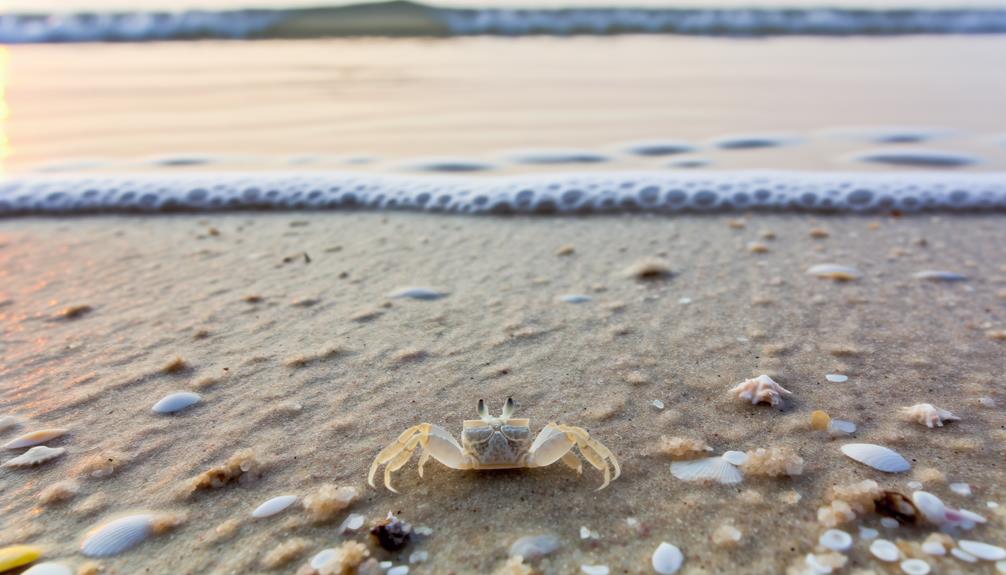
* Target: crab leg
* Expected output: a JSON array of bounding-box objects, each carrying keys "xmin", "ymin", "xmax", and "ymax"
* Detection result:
[
  {"xmin": 368, "ymin": 424, "xmax": 429, "ymax": 488},
  {"xmin": 527, "ymin": 423, "xmax": 620, "ymax": 490},
  {"xmin": 369, "ymin": 423, "xmax": 473, "ymax": 491},
  {"xmin": 383, "ymin": 434, "xmax": 423, "ymax": 493},
  {"xmin": 560, "ymin": 425, "xmax": 621, "ymax": 490}
]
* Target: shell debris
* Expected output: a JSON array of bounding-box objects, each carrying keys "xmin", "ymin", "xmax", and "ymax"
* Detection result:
[
  {"xmin": 4, "ymin": 428, "xmax": 69, "ymax": 450},
  {"xmin": 3, "ymin": 445, "xmax": 65, "ymax": 468},
  {"xmin": 729, "ymin": 374, "xmax": 791, "ymax": 407},
  {"xmin": 901, "ymin": 403, "xmax": 960, "ymax": 428}
]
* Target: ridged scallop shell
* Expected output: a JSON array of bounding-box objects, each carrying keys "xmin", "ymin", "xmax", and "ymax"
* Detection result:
[
  {"xmin": 24, "ymin": 562, "xmax": 74, "ymax": 575},
  {"xmin": 251, "ymin": 495, "xmax": 297, "ymax": 518},
  {"xmin": 840, "ymin": 443, "xmax": 911, "ymax": 473},
  {"xmin": 4, "ymin": 428, "xmax": 68, "ymax": 449},
  {"xmin": 670, "ymin": 456, "xmax": 743, "ymax": 485},
  {"xmin": 80, "ymin": 514, "xmax": 154, "ymax": 557},
  {"xmin": 2, "ymin": 445, "xmax": 65, "ymax": 467},
  {"xmin": 806, "ymin": 264, "xmax": 862, "ymax": 281},
  {"xmin": 651, "ymin": 542, "xmax": 684, "ymax": 574},
  {"xmin": 151, "ymin": 392, "xmax": 201, "ymax": 414}
]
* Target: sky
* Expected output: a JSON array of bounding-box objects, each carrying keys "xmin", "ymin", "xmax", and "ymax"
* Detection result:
[{"xmin": 3, "ymin": 0, "xmax": 1004, "ymax": 11}]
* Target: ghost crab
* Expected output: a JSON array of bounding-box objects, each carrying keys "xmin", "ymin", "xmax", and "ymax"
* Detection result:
[{"xmin": 368, "ymin": 397, "xmax": 620, "ymax": 492}]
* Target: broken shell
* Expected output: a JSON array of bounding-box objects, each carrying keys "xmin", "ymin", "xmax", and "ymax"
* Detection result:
[
  {"xmin": 807, "ymin": 264, "xmax": 862, "ymax": 281},
  {"xmin": 651, "ymin": 542, "xmax": 684, "ymax": 575},
  {"xmin": 818, "ymin": 529, "xmax": 853, "ymax": 552},
  {"xmin": 80, "ymin": 514, "xmax": 154, "ymax": 557},
  {"xmin": 870, "ymin": 539, "xmax": 900, "ymax": 562},
  {"xmin": 252, "ymin": 495, "xmax": 297, "ymax": 519},
  {"xmin": 958, "ymin": 540, "xmax": 1006, "ymax": 561},
  {"xmin": 840, "ymin": 443, "xmax": 911, "ymax": 473},
  {"xmin": 152, "ymin": 392, "xmax": 201, "ymax": 414},
  {"xmin": 721, "ymin": 451, "xmax": 749, "ymax": 466},
  {"xmin": 901, "ymin": 403, "xmax": 959, "ymax": 428},
  {"xmin": 729, "ymin": 374, "xmax": 792, "ymax": 407},
  {"xmin": 23, "ymin": 563, "xmax": 73, "ymax": 575},
  {"xmin": 2, "ymin": 445, "xmax": 65, "ymax": 468},
  {"xmin": 4, "ymin": 428, "xmax": 68, "ymax": 449},
  {"xmin": 670, "ymin": 456, "xmax": 743, "ymax": 485}
]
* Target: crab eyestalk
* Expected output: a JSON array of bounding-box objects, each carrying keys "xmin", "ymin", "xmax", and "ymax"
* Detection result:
[
  {"xmin": 501, "ymin": 396, "xmax": 515, "ymax": 419},
  {"xmin": 477, "ymin": 398, "xmax": 489, "ymax": 421}
]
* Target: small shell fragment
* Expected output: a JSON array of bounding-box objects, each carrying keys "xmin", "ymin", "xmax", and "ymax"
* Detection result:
[
  {"xmin": 310, "ymin": 549, "xmax": 336, "ymax": 570},
  {"xmin": 840, "ymin": 443, "xmax": 911, "ymax": 473},
  {"xmin": 2, "ymin": 445, "xmax": 65, "ymax": 467},
  {"xmin": 913, "ymin": 270, "xmax": 967, "ymax": 281},
  {"xmin": 826, "ymin": 374, "xmax": 848, "ymax": 383},
  {"xmin": 958, "ymin": 540, "xmax": 1006, "ymax": 561},
  {"xmin": 818, "ymin": 529, "xmax": 853, "ymax": 552},
  {"xmin": 807, "ymin": 264, "xmax": 862, "ymax": 281},
  {"xmin": 651, "ymin": 542, "xmax": 684, "ymax": 575},
  {"xmin": 80, "ymin": 514, "xmax": 154, "ymax": 557},
  {"xmin": 951, "ymin": 548, "xmax": 978, "ymax": 562},
  {"xmin": 652, "ymin": 399, "xmax": 665, "ymax": 410},
  {"xmin": 152, "ymin": 392, "xmax": 201, "ymax": 414},
  {"xmin": 829, "ymin": 420, "xmax": 857, "ymax": 436},
  {"xmin": 950, "ymin": 482, "xmax": 972, "ymax": 497},
  {"xmin": 870, "ymin": 539, "xmax": 900, "ymax": 562},
  {"xmin": 4, "ymin": 428, "xmax": 68, "ymax": 449},
  {"xmin": 580, "ymin": 566, "xmax": 609, "ymax": 575},
  {"xmin": 387, "ymin": 287, "xmax": 446, "ymax": 300},
  {"xmin": 900, "ymin": 559, "xmax": 930, "ymax": 574},
  {"xmin": 251, "ymin": 495, "xmax": 297, "ymax": 519},
  {"xmin": 23, "ymin": 563, "xmax": 74, "ymax": 575},
  {"xmin": 509, "ymin": 534, "xmax": 560, "ymax": 561},
  {"xmin": 921, "ymin": 539, "xmax": 946, "ymax": 556},
  {"xmin": 671, "ymin": 456, "xmax": 743, "ymax": 485}
]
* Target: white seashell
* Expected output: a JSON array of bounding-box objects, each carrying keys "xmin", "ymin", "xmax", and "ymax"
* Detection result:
[
  {"xmin": 23, "ymin": 564, "xmax": 73, "ymax": 575},
  {"xmin": 0, "ymin": 415, "xmax": 19, "ymax": 432},
  {"xmin": 913, "ymin": 270, "xmax": 967, "ymax": 281},
  {"xmin": 955, "ymin": 508, "xmax": 987, "ymax": 524},
  {"xmin": 652, "ymin": 399, "xmax": 665, "ymax": 410},
  {"xmin": 251, "ymin": 495, "xmax": 297, "ymax": 519},
  {"xmin": 840, "ymin": 443, "xmax": 911, "ymax": 473},
  {"xmin": 828, "ymin": 420, "xmax": 857, "ymax": 437},
  {"xmin": 509, "ymin": 534, "xmax": 560, "ymax": 561},
  {"xmin": 907, "ymin": 481, "xmax": 923, "ymax": 490},
  {"xmin": 980, "ymin": 397, "xmax": 997, "ymax": 408},
  {"xmin": 387, "ymin": 566, "xmax": 409, "ymax": 575},
  {"xmin": 818, "ymin": 529, "xmax": 852, "ymax": 552},
  {"xmin": 920, "ymin": 540, "xmax": 945, "ymax": 556},
  {"xmin": 805, "ymin": 553, "xmax": 838, "ymax": 574},
  {"xmin": 720, "ymin": 451, "xmax": 748, "ymax": 466},
  {"xmin": 558, "ymin": 294, "xmax": 592, "ymax": 303},
  {"xmin": 4, "ymin": 428, "xmax": 69, "ymax": 449},
  {"xmin": 80, "ymin": 514, "xmax": 154, "ymax": 557},
  {"xmin": 409, "ymin": 551, "xmax": 428, "ymax": 564},
  {"xmin": 870, "ymin": 539, "xmax": 900, "ymax": 562},
  {"xmin": 950, "ymin": 482, "xmax": 972, "ymax": 496},
  {"xmin": 580, "ymin": 566, "xmax": 609, "ymax": 575},
  {"xmin": 959, "ymin": 540, "xmax": 1006, "ymax": 561},
  {"xmin": 151, "ymin": 392, "xmax": 201, "ymax": 414},
  {"xmin": 339, "ymin": 513, "xmax": 366, "ymax": 534},
  {"xmin": 912, "ymin": 491, "xmax": 946, "ymax": 525},
  {"xmin": 807, "ymin": 264, "xmax": 862, "ymax": 280},
  {"xmin": 880, "ymin": 517, "xmax": 900, "ymax": 529},
  {"xmin": 729, "ymin": 374, "xmax": 792, "ymax": 407},
  {"xmin": 670, "ymin": 456, "xmax": 743, "ymax": 485},
  {"xmin": 951, "ymin": 548, "xmax": 977, "ymax": 562},
  {"xmin": 901, "ymin": 403, "xmax": 959, "ymax": 428},
  {"xmin": 900, "ymin": 559, "xmax": 930, "ymax": 574},
  {"xmin": 387, "ymin": 287, "xmax": 446, "ymax": 300},
  {"xmin": 413, "ymin": 525, "xmax": 433, "ymax": 536},
  {"xmin": 859, "ymin": 527, "xmax": 879, "ymax": 540},
  {"xmin": 825, "ymin": 374, "xmax": 848, "ymax": 383},
  {"xmin": 579, "ymin": 526, "xmax": 591, "ymax": 539},
  {"xmin": 651, "ymin": 542, "xmax": 684, "ymax": 575},
  {"xmin": 311, "ymin": 549, "xmax": 337, "ymax": 570},
  {"xmin": 2, "ymin": 445, "xmax": 65, "ymax": 467}
]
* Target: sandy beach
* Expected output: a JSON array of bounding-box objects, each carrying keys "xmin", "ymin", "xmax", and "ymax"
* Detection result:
[{"xmin": 1, "ymin": 212, "xmax": 1004, "ymax": 573}]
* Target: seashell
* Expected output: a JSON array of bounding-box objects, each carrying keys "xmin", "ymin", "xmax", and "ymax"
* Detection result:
[
  {"xmin": 949, "ymin": 507, "xmax": 987, "ymax": 526},
  {"xmin": 911, "ymin": 491, "xmax": 946, "ymax": 525},
  {"xmin": 828, "ymin": 419, "xmax": 857, "ymax": 437},
  {"xmin": 721, "ymin": 451, "xmax": 748, "ymax": 466},
  {"xmin": 859, "ymin": 527, "xmax": 878, "ymax": 540},
  {"xmin": 0, "ymin": 415, "xmax": 18, "ymax": 432},
  {"xmin": 23, "ymin": 563, "xmax": 74, "ymax": 575},
  {"xmin": 825, "ymin": 374, "xmax": 848, "ymax": 383},
  {"xmin": 0, "ymin": 545, "xmax": 43, "ymax": 572},
  {"xmin": 509, "ymin": 534, "xmax": 560, "ymax": 561},
  {"xmin": 901, "ymin": 403, "xmax": 959, "ymax": 428},
  {"xmin": 958, "ymin": 540, "xmax": 1006, "ymax": 561},
  {"xmin": 807, "ymin": 264, "xmax": 862, "ymax": 281},
  {"xmin": 80, "ymin": 514, "xmax": 154, "ymax": 557},
  {"xmin": 811, "ymin": 410, "xmax": 831, "ymax": 431},
  {"xmin": 729, "ymin": 374, "xmax": 791, "ymax": 407},
  {"xmin": 310, "ymin": 548, "xmax": 336, "ymax": 570},
  {"xmin": 651, "ymin": 542, "xmax": 684, "ymax": 575},
  {"xmin": 670, "ymin": 456, "xmax": 743, "ymax": 485},
  {"xmin": 869, "ymin": 539, "xmax": 900, "ymax": 562},
  {"xmin": 875, "ymin": 491, "xmax": 918, "ymax": 525},
  {"xmin": 4, "ymin": 428, "xmax": 68, "ymax": 449},
  {"xmin": 558, "ymin": 294, "xmax": 592, "ymax": 304},
  {"xmin": 951, "ymin": 547, "xmax": 977, "ymax": 562},
  {"xmin": 387, "ymin": 566, "xmax": 409, "ymax": 575},
  {"xmin": 920, "ymin": 540, "xmax": 945, "ymax": 556},
  {"xmin": 913, "ymin": 270, "xmax": 967, "ymax": 282},
  {"xmin": 387, "ymin": 287, "xmax": 446, "ymax": 300},
  {"xmin": 338, "ymin": 513, "xmax": 366, "ymax": 534},
  {"xmin": 900, "ymin": 559, "xmax": 930, "ymax": 575},
  {"xmin": 2, "ymin": 445, "xmax": 65, "ymax": 468},
  {"xmin": 580, "ymin": 566, "xmax": 609, "ymax": 575},
  {"xmin": 819, "ymin": 529, "xmax": 852, "ymax": 552},
  {"xmin": 949, "ymin": 482, "xmax": 972, "ymax": 496},
  {"xmin": 840, "ymin": 443, "xmax": 911, "ymax": 473},
  {"xmin": 251, "ymin": 495, "xmax": 297, "ymax": 519},
  {"xmin": 151, "ymin": 392, "xmax": 201, "ymax": 414},
  {"xmin": 880, "ymin": 517, "xmax": 900, "ymax": 528}
]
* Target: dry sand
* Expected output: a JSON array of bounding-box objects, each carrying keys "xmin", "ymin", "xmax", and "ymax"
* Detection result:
[{"xmin": 1, "ymin": 212, "xmax": 1005, "ymax": 573}]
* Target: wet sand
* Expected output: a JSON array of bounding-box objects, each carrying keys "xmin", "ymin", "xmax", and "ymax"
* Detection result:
[{"xmin": 1, "ymin": 212, "xmax": 1004, "ymax": 574}]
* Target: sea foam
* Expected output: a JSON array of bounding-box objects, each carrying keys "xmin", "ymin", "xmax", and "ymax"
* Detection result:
[{"xmin": 2, "ymin": 171, "xmax": 1004, "ymax": 215}]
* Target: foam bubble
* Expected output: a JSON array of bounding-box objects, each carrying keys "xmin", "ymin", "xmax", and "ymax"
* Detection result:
[
  {"xmin": 1, "ymin": 171, "xmax": 1003, "ymax": 215},
  {"xmin": 848, "ymin": 149, "xmax": 979, "ymax": 168}
]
